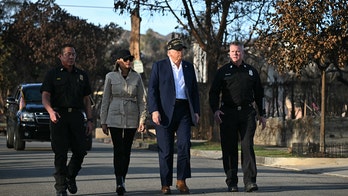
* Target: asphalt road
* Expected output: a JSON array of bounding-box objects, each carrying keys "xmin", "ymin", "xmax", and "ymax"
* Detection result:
[{"xmin": 1, "ymin": 136, "xmax": 348, "ymax": 196}]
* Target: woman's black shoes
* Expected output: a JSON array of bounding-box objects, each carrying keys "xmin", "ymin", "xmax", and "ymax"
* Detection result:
[{"xmin": 116, "ymin": 185, "xmax": 126, "ymax": 195}]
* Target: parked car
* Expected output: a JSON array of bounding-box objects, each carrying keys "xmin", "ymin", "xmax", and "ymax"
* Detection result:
[{"xmin": 5, "ymin": 83, "xmax": 92, "ymax": 151}]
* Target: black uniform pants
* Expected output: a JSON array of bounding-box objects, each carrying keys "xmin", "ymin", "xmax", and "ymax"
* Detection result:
[
  {"xmin": 109, "ymin": 127, "xmax": 137, "ymax": 182},
  {"xmin": 50, "ymin": 110, "xmax": 87, "ymax": 192},
  {"xmin": 219, "ymin": 106, "xmax": 257, "ymax": 186}
]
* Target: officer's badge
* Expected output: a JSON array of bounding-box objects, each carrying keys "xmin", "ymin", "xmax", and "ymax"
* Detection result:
[
  {"xmin": 80, "ymin": 75, "xmax": 84, "ymax": 81},
  {"xmin": 249, "ymin": 70, "xmax": 253, "ymax": 76},
  {"xmin": 56, "ymin": 77, "xmax": 61, "ymax": 80}
]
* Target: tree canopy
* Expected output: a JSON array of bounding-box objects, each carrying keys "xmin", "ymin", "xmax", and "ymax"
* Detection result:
[
  {"xmin": 0, "ymin": 0, "xmax": 123, "ymax": 107},
  {"xmin": 1, "ymin": 0, "xmax": 347, "ymax": 139},
  {"xmin": 114, "ymin": 0, "xmax": 272, "ymax": 140},
  {"xmin": 256, "ymin": 0, "xmax": 348, "ymax": 79}
]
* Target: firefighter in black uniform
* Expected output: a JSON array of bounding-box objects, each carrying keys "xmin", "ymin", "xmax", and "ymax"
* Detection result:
[
  {"xmin": 209, "ymin": 41, "xmax": 266, "ymax": 193},
  {"xmin": 41, "ymin": 44, "xmax": 93, "ymax": 196}
]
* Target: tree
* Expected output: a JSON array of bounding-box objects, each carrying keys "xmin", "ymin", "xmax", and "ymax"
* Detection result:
[
  {"xmin": 0, "ymin": 0, "xmax": 123, "ymax": 120},
  {"xmin": 1, "ymin": 0, "xmax": 122, "ymax": 90},
  {"xmin": 114, "ymin": 0, "xmax": 272, "ymax": 141},
  {"xmin": 0, "ymin": 0, "xmax": 24, "ymax": 111},
  {"xmin": 255, "ymin": 0, "xmax": 348, "ymax": 153}
]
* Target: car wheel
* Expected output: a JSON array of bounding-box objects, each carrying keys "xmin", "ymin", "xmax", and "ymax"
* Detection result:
[
  {"xmin": 14, "ymin": 125, "xmax": 25, "ymax": 151},
  {"xmin": 6, "ymin": 121, "xmax": 14, "ymax": 148},
  {"xmin": 6, "ymin": 132, "xmax": 14, "ymax": 148}
]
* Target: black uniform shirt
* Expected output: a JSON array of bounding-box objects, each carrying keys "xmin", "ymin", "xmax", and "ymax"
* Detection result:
[
  {"xmin": 209, "ymin": 61, "xmax": 264, "ymax": 114},
  {"xmin": 41, "ymin": 65, "xmax": 92, "ymax": 109}
]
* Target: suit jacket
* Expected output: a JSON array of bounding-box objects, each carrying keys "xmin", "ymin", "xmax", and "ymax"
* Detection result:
[{"xmin": 148, "ymin": 58, "xmax": 200, "ymax": 128}]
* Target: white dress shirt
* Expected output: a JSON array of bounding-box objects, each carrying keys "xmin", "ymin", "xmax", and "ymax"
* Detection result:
[{"xmin": 170, "ymin": 60, "xmax": 187, "ymax": 100}]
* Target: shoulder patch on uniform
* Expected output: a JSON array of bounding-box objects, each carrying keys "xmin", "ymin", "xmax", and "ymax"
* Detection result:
[{"xmin": 249, "ymin": 70, "xmax": 253, "ymax": 76}]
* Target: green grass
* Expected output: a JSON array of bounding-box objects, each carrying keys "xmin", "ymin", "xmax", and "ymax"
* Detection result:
[
  {"xmin": 254, "ymin": 146, "xmax": 292, "ymax": 157},
  {"xmin": 190, "ymin": 141, "xmax": 292, "ymax": 157},
  {"xmin": 191, "ymin": 141, "xmax": 221, "ymax": 150},
  {"xmin": 138, "ymin": 139, "xmax": 293, "ymax": 157}
]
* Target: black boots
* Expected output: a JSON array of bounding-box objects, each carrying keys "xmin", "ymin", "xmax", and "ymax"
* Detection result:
[
  {"xmin": 116, "ymin": 176, "xmax": 126, "ymax": 195},
  {"xmin": 66, "ymin": 177, "xmax": 77, "ymax": 194}
]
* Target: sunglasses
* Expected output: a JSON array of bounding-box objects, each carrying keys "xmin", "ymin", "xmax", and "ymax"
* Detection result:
[{"xmin": 122, "ymin": 56, "xmax": 134, "ymax": 62}]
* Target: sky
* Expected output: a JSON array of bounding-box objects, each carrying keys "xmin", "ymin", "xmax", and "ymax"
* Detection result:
[{"xmin": 53, "ymin": 0, "xmax": 181, "ymax": 36}]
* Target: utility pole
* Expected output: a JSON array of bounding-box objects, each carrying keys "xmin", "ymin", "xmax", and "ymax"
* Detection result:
[
  {"xmin": 130, "ymin": 0, "xmax": 144, "ymax": 73},
  {"xmin": 130, "ymin": 0, "xmax": 141, "ymax": 60}
]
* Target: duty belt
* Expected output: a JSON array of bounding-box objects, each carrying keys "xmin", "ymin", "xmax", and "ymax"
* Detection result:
[
  {"xmin": 235, "ymin": 104, "xmax": 252, "ymax": 111},
  {"xmin": 223, "ymin": 103, "xmax": 252, "ymax": 111}
]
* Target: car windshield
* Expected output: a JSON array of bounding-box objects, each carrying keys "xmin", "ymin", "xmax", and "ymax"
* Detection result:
[{"xmin": 23, "ymin": 85, "xmax": 42, "ymax": 102}]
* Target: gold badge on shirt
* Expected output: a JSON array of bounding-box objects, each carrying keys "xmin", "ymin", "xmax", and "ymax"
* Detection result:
[{"xmin": 80, "ymin": 75, "xmax": 84, "ymax": 81}]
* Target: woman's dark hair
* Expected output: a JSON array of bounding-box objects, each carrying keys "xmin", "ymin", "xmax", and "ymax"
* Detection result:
[{"xmin": 114, "ymin": 62, "xmax": 120, "ymax": 71}]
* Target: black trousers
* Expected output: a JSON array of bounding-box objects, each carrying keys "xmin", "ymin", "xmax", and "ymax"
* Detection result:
[
  {"xmin": 109, "ymin": 127, "xmax": 136, "ymax": 181},
  {"xmin": 219, "ymin": 106, "xmax": 257, "ymax": 186},
  {"xmin": 50, "ymin": 110, "xmax": 87, "ymax": 192}
]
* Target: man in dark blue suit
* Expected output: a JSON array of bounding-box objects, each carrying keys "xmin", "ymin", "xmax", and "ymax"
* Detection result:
[{"xmin": 148, "ymin": 38, "xmax": 200, "ymax": 194}]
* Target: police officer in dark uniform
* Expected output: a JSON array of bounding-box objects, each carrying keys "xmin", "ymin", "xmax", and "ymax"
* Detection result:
[
  {"xmin": 209, "ymin": 41, "xmax": 266, "ymax": 193},
  {"xmin": 41, "ymin": 44, "xmax": 93, "ymax": 196}
]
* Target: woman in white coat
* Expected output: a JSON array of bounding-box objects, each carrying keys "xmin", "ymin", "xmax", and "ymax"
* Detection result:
[{"xmin": 100, "ymin": 49, "xmax": 147, "ymax": 195}]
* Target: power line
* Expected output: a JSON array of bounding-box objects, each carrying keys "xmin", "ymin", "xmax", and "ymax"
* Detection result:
[
  {"xmin": 59, "ymin": 4, "xmax": 113, "ymax": 9},
  {"xmin": 58, "ymin": 4, "xmax": 185, "ymax": 12}
]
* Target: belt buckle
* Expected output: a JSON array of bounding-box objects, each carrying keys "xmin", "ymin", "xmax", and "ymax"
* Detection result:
[
  {"xmin": 237, "ymin": 106, "xmax": 242, "ymax": 111},
  {"xmin": 68, "ymin": 108, "xmax": 72, "ymax": 112}
]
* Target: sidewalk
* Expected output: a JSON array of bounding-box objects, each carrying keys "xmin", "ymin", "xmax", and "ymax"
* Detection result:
[
  {"xmin": 137, "ymin": 139, "xmax": 348, "ymax": 179},
  {"xmin": 257, "ymin": 156, "xmax": 348, "ymax": 178},
  {"xmin": 97, "ymin": 137, "xmax": 348, "ymax": 179},
  {"xmin": 190, "ymin": 147, "xmax": 348, "ymax": 179}
]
